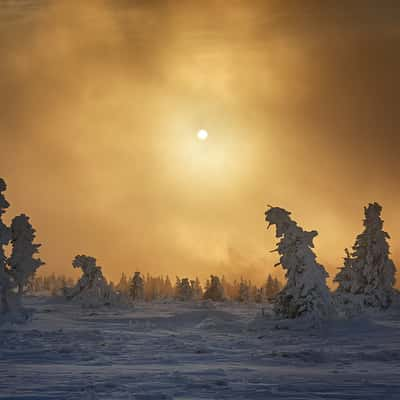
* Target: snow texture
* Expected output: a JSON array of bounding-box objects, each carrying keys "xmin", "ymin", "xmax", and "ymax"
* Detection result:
[{"xmin": 1, "ymin": 296, "xmax": 400, "ymax": 399}]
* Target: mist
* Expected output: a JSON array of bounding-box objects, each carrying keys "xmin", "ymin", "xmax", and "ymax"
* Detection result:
[{"xmin": 1, "ymin": 0, "xmax": 400, "ymax": 284}]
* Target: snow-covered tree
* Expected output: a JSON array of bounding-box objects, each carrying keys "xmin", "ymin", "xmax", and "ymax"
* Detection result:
[
  {"xmin": 237, "ymin": 278, "xmax": 250, "ymax": 302},
  {"xmin": 254, "ymin": 288, "xmax": 263, "ymax": 303},
  {"xmin": 175, "ymin": 277, "xmax": 194, "ymax": 301},
  {"xmin": 335, "ymin": 203, "xmax": 396, "ymax": 308},
  {"xmin": 8, "ymin": 214, "xmax": 44, "ymax": 296},
  {"xmin": 192, "ymin": 277, "xmax": 203, "ymax": 300},
  {"xmin": 116, "ymin": 272, "xmax": 129, "ymax": 295},
  {"xmin": 130, "ymin": 272, "xmax": 144, "ymax": 301},
  {"xmin": 0, "ymin": 178, "xmax": 13, "ymax": 314},
  {"xmin": 203, "ymin": 275, "xmax": 225, "ymax": 302},
  {"xmin": 264, "ymin": 274, "xmax": 275, "ymax": 298},
  {"xmin": 334, "ymin": 248, "xmax": 354, "ymax": 293},
  {"xmin": 265, "ymin": 206, "xmax": 333, "ymax": 319},
  {"xmin": 29, "ymin": 274, "xmax": 75, "ymax": 294},
  {"xmin": 263, "ymin": 275, "xmax": 283, "ymax": 300},
  {"xmin": 164, "ymin": 275, "xmax": 174, "ymax": 298},
  {"xmin": 65, "ymin": 255, "xmax": 116, "ymax": 306}
]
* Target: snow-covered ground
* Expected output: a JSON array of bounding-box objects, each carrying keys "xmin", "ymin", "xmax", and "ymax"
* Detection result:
[{"xmin": 1, "ymin": 297, "xmax": 400, "ymax": 399}]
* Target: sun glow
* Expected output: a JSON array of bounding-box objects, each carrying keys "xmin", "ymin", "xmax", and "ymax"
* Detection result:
[{"xmin": 197, "ymin": 129, "xmax": 208, "ymax": 141}]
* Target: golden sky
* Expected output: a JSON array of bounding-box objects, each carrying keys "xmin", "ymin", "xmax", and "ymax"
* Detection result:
[{"xmin": 1, "ymin": 1, "xmax": 399, "ymax": 285}]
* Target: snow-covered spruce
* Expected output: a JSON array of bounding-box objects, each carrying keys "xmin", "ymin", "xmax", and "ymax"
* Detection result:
[
  {"xmin": 8, "ymin": 214, "xmax": 45, "ymax": 297},
  {"xmin": 0, "ymin": 178, "xmax": 13, "ymax": 314},
  {"xmin": 175, "ymin": 277, "xmax": 194, "ymax": 301},
  {"xmin": 65, "ymin": 255, "xmax": 118, "ymax": 307},
  {"xmin": 203, "ymin": 275, "xmax": 225, "ymax": 302},
  {"xmin": 192, "ymin": 277, "xmax": 203, "ymax": 300},
  {"xmin": 130, "ymin": 271, "xmax": 144, "ymax": 301},
  {"xmin": 116, "ymin": 272, "xmax": 130, "ymax": 296},
  {"xmin": 0, "ymin": 180, "xmax": 44, "ymax": 318},
  {"xmin": 264, "ymin": 274, "xmax": 281, "ymax": 301},
  {"xmin": 265, "ymin": 206, "xmax": 333, "ymax": 319},
  {"xmin": 237, "ymin": 279, "xmax": 250, "ymax": 302},
  {"xmin": 334, "ymin": 202, "xmax": 396, "ymax": 309},
  {"xmin": 334, "ymin": 248, "xmax": 353, "ymax": 294},
  {"xmin": 174, "ymin": 277, "xmax": 203, "ymax": 301}
]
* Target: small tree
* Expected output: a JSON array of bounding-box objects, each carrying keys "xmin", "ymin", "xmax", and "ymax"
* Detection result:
[
  {"xmin": 116, "ymin": 272, "xmax": 129, "ymax": 295},
  {"xmin": 264, "ymin": 274, "xmax": 275, "ymax": 299},
  {"xmin": 164, "ymin": 275, "xmax": 173, "ymax": 298},
  {"xmin": 255, "ymin": 288, "xmax": 264, "ymax": 303},
  {"xmin": 237, "ymin": 278, "xmax": 250, "ymax": 302},
  {"xmin": 65, "ymin": 255, "xmax": 116, "ymax": 306},
  {"xmin": 8, "ymin": 214, "xmax": 44, "ymax": 296},
  {"xmin": 264, "ymin": 275, "xmax": 282, "ymax": 300},
  {"xmin": 130, "ymin": 272, "xmax": 144, "ymax": 301},
  {"xmin": 191, "ymin": 277, "xmax": 203, "ymax": 300},
  {"xmin": 175, "ymin": 277, "xmax": 194, "ymax": 301},
  {"xmin": 203, "ymin": 275, "xmax": 225, "ymax": 301},
  {"xmin": 265, "ymin": 206, "xmax": 333, "ymax": 319},
  {"xmin": 334, "ymin": 248, "xmax": 353, "ymax": 293}
]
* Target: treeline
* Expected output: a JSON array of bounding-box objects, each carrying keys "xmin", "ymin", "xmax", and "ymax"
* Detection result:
[
  {"xmin": 112, "ymin": 272, "xmax": 283, "ymax": 302},
  {"xmin": 28, "ymin": 274, "xmax": 75, "ymax": 295},
  {"xmin": 29, "ymin": 272, "xmax": 283, "ymax": 303}
]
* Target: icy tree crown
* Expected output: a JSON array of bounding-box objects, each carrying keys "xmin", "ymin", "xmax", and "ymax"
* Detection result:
[
  {"xmin": 8, "ymin": 214, "xmax": 44, "ymax": 294},
  {"xmin": 11, "ymin": 214, "xmax": 36, "ymax": 243},
  {"xmin": 265, "ymin": 207, "xmax": 292, "ymax": 238},
  {"xmin": 72, "ymin": 255, "xmax": 98, "ymax": 275},
  {"xmin": 363, "ymin": 202, "xmax": 383, "ymax": 231},
  {"xmin": 265, "ymin": 206, "xmax": 318, "ymax": 248}
]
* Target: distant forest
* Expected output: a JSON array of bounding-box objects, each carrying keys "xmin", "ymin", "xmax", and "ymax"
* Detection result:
[{"xmin": 29, "ymin": 272, "xmax": 283, "ymax": 303}]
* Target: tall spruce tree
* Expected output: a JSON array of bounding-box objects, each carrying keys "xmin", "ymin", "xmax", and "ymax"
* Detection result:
[
  {"xmin": 336, "ymin": 203, "xmax": 396, "ymax": 308},
  {"xmin": 265, "ymin": 206, "xmax": 333, "ymax": 319},
  {"xmin": 130, "ymin": 272, "xmax": 144, "ymax": 301},
  {"xmin": 8, "ymin": 214, "xmax": 44, "ymax": 296}
]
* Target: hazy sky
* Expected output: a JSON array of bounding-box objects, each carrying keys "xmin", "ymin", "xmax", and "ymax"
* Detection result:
[{"xmin": 1, "ymin": 1, "xmax": 399, "ymax": 284}]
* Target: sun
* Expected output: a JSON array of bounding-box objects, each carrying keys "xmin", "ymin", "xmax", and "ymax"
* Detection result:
[{"xmin": 197, "ymin": 129, "xmax": 208, "ymax": 141}]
